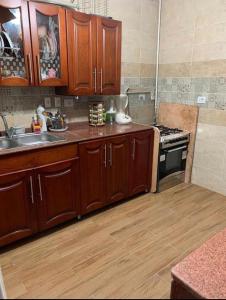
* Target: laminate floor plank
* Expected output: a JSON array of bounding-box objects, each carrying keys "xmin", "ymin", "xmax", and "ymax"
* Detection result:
[{"xmin": 0, "ymin": 184, "xmax": 226, "ymax": 299}]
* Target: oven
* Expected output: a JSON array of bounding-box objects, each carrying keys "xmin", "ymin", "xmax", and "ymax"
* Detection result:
[{"xmin": 159, "ymin": 143, "xmax": 188, "ymax": 180}]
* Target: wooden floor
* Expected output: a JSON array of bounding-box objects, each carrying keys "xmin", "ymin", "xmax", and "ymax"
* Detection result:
[{"xmin": 1, "ymin": 184, "xmax": 226, "ymax": 299}]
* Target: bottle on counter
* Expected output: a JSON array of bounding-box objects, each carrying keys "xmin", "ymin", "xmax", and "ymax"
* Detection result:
[
  {"xmin": 106, "ymin": 99, "xmax": 116, "ymax": 125},
  {"xmin": 31, "ymin": 114, "xmax": 41, "ymax": 133}
]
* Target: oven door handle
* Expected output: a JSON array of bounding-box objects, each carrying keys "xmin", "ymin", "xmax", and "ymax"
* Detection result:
[{"xmin": 166, "ymin": 146, "xmax": 188, "ymax": 153}]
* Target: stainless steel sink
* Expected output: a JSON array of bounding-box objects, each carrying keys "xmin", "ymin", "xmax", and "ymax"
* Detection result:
[
  {"xmin": 14, "ymin": 133, "xmax": 65, "ymax": 146},
  {"xmin": 0, "ymin": 138, "xmax": 20, "ymax": 150},
  {"xmin": 0, "ymin": 133, "xmax": 65, "ymax": 150}
]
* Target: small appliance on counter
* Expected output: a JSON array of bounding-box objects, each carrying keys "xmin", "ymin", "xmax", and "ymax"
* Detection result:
[
  {"xmin": 89, "ymin": 102, "xmax": 105, "ymax": 127},
  {"xmin": 115, "ymin": 94, "xmax": 132, "ymax": 125}
]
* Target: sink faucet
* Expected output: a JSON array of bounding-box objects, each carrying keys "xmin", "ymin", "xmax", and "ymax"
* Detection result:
[{"xmin": 0, "ymin": 113, "xmax": 15, "ymax": 139}]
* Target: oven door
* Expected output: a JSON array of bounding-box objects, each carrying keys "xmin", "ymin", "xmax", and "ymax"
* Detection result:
[{"xmin": 159, "ymin": 145, "xmax": 187, "ymax": 180}]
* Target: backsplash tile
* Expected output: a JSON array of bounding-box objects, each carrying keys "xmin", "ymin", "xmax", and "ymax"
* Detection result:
[
  {"xmin": 0, "ymin": 75, "xmax": 156, "ymax": 130},
  {"xmin": 158, "ymin": 77, "xmax": 226, "ymax": 109}
]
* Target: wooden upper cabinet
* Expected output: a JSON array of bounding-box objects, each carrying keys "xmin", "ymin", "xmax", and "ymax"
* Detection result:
[
  {"xmin": 0, "ymin": 0, "xmax": 34, "ymax": 86},
  {"xmin": 29, "ymin": 2, "xmax": 68, "ymax": 86},
  {"xmin": 97, "ymin": 17, "xmax": 122, "ymax": 95},
  {"xmin": 35, "ymin": 159, "xmax": 79, "ymax": 231},
  {"xmin": 0, "ymin": 170, "xmax": 37, "ymax": 247},
  {"xmin": 66, "ymin": 10, "xmax": 97, "ymax": 95}
]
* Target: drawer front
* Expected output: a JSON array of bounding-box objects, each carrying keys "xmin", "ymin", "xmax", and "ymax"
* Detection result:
[{"xmin": 0, "ymin": 144, "xmax": 78, "ymax": 175}]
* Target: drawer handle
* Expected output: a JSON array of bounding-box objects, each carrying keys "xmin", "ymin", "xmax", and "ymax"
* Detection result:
[
  {"xmin": 38, "ymin": 174, "xmax": 43, "ymax": 201},
  {"xmin": 100, "ymin": 68, "xmax": 103, "ymax": 94},
  {"xmin": 109, "ymin": 144, "xmax": 112, "ymax": 167},
  {"xmin": 27, "ymin": 53, "xmax": 33, "ymax": 84},
  {"xmin": 30, "ymin": 176, "xmax": 34, "ymax": 205},
  {"xmin": 93, "ymin": 68, "xmax": 97, "ymax": 94},
  {"xmin": 104, "ymin": 144, "xmax": 107, "ymax": 168},
  {"xmin": 132, "ymin": 139, "xmax": 136, "ymax": 160},
  {"xmin": 36, "ymin": 55, "xmax": 41, "ymax": 84}
]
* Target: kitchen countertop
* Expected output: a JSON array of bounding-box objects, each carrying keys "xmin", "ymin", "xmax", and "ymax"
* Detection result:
[
  {"xmin": 172, "ymin": 228, "xmax": 226, "ymax": 299},
  {"xmin": 0, "ymin": 122, "xmax": 153, "ymax": 157}
]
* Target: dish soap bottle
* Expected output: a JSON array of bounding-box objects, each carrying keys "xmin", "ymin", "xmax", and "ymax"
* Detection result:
[{"xmin": 37, "ymin": 105, "xmax": 47, "ymax": 133}]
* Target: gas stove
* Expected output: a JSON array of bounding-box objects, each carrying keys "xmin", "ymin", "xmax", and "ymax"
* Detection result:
[{"xmin": 154, "ymin": 125, "xmax": 190, "ymax": 149}]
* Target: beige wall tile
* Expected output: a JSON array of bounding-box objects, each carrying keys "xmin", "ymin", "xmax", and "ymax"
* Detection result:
[{"xmin": 159, "ymin": 63, "xmax": 192, "ymax": 78}]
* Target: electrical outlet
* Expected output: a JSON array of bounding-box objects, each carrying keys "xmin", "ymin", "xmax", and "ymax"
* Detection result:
[
  {"xmin": 139, "ymin": 94, "xmax": 146, "ymax": 101},
  {"xmin": 197, "ymin": 96, "xmax": 207, "ymax": 104},
  {"xmin": 44, "ymin": 97, "xmax": 52, "ymax": 108},
  {"xmin": 64, "ymin": 98, "xmax": 74, "ymax": 108},
  {"xmin": 54, "ymin": 97, "xmax": 61, "ymax": 108}
]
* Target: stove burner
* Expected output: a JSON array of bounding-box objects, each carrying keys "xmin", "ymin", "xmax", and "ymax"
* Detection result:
[{"xmin": 155, "ymin": 125, "xmax": 183, "ymax": 136}]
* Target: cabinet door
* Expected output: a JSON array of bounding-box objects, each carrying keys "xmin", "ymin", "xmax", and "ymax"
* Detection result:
[
  {"xmin": 36, "ymin": 159, "xmax": 79, "ymax": 231},
  {"xmin": 97, "ymin": 17, "xmax": 122, "ymax": 95},
  {"xmin": 0, "ymin": 0, "xmax": 34, "ymax": 86},
  {"xmin": 79, "ymin": 140, "xmax": 107, "ymax": 215},
  {"xmin": 66, "ymin": 10, "xmax": 97, "ymax": 95},
  {"xmin": 0, "ymin": 170, "xmax": 36, "ymax": 247},
  {"xmin": 129, "ymin": 131, "xmax": 154, "ymax": 196},
  {"xmin": 106, "ymin": 136, "xmax": 129, "ymax": 204},
  {"xmin": 29, "ymin": 2, "xmax": 68, "ymax": 86}
]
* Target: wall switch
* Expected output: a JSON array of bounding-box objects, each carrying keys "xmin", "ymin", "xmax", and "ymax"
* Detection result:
[
  {"xmin": 64, "ymin": 98, "xmax": 74, "ymax": 108},
  {"xmin": 197, "ymin": 96, "xmax": 207, "ymax": 104},
  {"xmin": 44, "ymin": 97, "xmax": 52, "ymax": 108},
  {"xmin": 54, "ymin": 97, "xmax": 61, "ymax": 108},
  {"xmin": 139, "ymin": 94, "xmax": 146, "ymax": 101}
]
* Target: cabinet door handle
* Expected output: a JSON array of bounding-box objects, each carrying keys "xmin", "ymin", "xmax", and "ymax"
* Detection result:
[
  {"xmin": 100, "ymin": 68, "xmax": 103, "ymax": 94},
  {"xmin": 132, "ymin": 139, "xmax": 136, "ymax": 160},
  {"xmin": 38, "ymin": 174, "xmax": 43, "ymax": 201},
  {"xmin": 93, "ymin": 68, "xmax": 97, "ymax": 94},
  {"xmin": 36, "ymin": 55, "xmax": 41, "ymax": 84},
  {"xmin": 30, "ymin": 176, "xmax": 34, "ymax": 205},
  {"xmin": 109, "ymin": 144, "xmax": 112, "ymax": 167},
  {"xmin": 104, "ymin": 144, "xmax": 107, "ymax": 168},
  {"xmin": 27, "ymin": 53, "xmax": 33, "ymax": 85}
]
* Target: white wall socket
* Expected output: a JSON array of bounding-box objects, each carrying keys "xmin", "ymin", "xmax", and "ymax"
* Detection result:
[
  {"xmin": 139, "ymin": 94, "xmax": 146, "ymax": 101},
  {"xmin": 64, "ymin": 98, "xmax": 74, "ymax": 108},
  {"xmin": 44, "ymin": 97, "xmax": 52, "ymax": 108},
  {"xmin": 197, "ymin": 96, "xmax": 207, "ymax": 104},
  {"xmin": 54, "ymin": 97, "xmax": 61, "ymax": 108}
]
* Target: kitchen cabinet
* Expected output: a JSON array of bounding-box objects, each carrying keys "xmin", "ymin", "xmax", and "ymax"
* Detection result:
[
  {"xmin": 65, "ymin": 10, "xmax": 97, "ymax": 95},
  {"xmin": 79, "ymin": 131, "xmax": 152, "ymax": 215},
  {"xmin": 106, "ymin": 136, "xmax": 129, "ymax": 204},
  {"xmin": 97, "ymin": 17, "xmax": 122, "ymax": 95},
  {"xmin": 29, "ymin": 1, "xmax": 68, "ymax": 86},
  {"xmin": 58, "ymin": 13, "xmax": 122, "ymax": 96},
  {"xmin": 0, "ymin": 0, "xmax": 34, "ymax": 86},
  {"xmin": 0, "ymin": 170, "xmax": 37, "ymax": 247},
  {"xmin": 36, "ymin": 159, "xmax": 80, "ymax": 231},
  {"xmin": 129, "ymin": 132, "xmax": 153, "ymax": 196},
  {"xmin": 80, "ymin": 140, "xmax": 106, "ymax": 214}
]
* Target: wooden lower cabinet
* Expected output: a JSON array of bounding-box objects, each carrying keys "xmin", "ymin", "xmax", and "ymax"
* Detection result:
[
  {"xmin": 0, "ymin": 130, "xmax": 154, "ymax": 247},
  {"xmin": 79, "ymin": 130, "xmax": 153, "ymax": 215},
  {"xmin": 129, "ymin": 131, "xmax": 153, "ymax": 196},
  {"xmin": 106, "ymin": 136, "xmax": 129, "ymax": 204},
  {"xmin": 0, "ymin": 170, "xmax": 37, "ymax": 247},
  {"xmin": 36, "ymin": 159, "xmax": 80, "ymax": 231},
  {"xmin": 79, "ymin": 141, "xmax": 107, "ymax": 214}
]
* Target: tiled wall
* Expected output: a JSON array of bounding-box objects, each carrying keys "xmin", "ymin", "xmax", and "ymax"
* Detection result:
[
  {"xmin": 0, "ymin": 0, "xmax": 158, "ymax": 131},
  {"xmin": 158, "ymin": 0, "xmax": 226, "ymax": 196},
  {"xmin": 158, "ymin": 0, "xmax": 226, "ymax": 109},
  {"xmin": 192, "ymin": 108, "xmax": 226, "ymax": 196}
]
